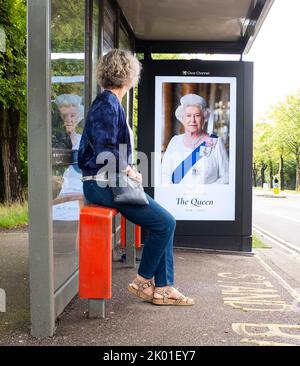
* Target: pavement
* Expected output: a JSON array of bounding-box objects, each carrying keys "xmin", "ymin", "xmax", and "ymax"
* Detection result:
[{"xmin": 1, "ymin": 229, "xmax": 300, "ymax": 346}]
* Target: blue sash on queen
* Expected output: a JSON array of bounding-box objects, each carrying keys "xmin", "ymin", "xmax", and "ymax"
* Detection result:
[{"xmin": 171, "ymin": 134, "xmax": 218, "ymax": 184}]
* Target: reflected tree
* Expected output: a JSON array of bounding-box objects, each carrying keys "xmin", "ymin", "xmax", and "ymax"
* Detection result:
[{"xmin": 0, "ymin": 0, "xmax": 26, "ymax": 204}]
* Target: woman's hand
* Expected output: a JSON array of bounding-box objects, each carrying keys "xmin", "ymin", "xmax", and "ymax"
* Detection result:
[
  {"xmin": 134, "ymin": 171, "xmax": 143, "ymax": 184},
  {"xmin": 125, "ymin": 166, "xmax": 143, "ymax": 183}
]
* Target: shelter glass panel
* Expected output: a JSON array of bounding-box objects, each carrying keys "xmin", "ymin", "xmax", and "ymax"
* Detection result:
[{"xmin": 51, "ymin": 0, "xmax": 85, "ymax": 291}]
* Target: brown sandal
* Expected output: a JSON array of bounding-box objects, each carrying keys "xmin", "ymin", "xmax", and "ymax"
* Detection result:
[
  {"xmin": 152, "ymin": 287, "xmax": 195, "ymax": 306},
  {"xmin": 127, "ymin": 278, "xmax": 154, "ymax": 302}
]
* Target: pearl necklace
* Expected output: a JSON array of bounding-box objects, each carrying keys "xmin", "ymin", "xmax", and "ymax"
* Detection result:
[{"xmin": 184, "ymin": 134, "xmax": 203, "ymax": 147}]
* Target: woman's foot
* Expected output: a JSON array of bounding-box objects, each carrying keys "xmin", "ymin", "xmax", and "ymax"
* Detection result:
[
  {"xmin": 127, "ymin": 274, "xmax": 155, "ymax": 302},
  {"xmin": 152, "ymin": 286, "xmax": 195, "ymax": 306}
]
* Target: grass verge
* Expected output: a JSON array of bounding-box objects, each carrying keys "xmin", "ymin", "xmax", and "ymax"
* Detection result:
[
  {"xmin": 0, "ymin": 202, "xmax": 28, "ymax": 229},
  {"xmin": 252, "ymin": 233, "xmax": 272, "ymax": 249}
]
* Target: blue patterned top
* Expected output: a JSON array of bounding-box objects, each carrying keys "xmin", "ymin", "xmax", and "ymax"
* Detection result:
[{"xmin": 78, "ymin": 90, "xmax": 132, "ymax": 176}]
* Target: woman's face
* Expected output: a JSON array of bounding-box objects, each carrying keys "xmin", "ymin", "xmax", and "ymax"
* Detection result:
[
  {"xmin": 182, "ymin": 105, "xmax": 204, "ymax": 135},
  {"xmin": 59, "ymin": 105, "xmax": 80, "ymax": 133}
]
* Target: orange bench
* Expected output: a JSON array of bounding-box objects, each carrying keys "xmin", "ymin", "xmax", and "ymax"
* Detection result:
[{"xmin": 79, "ymin": 204, "xmax": 141, "ymax": 318}]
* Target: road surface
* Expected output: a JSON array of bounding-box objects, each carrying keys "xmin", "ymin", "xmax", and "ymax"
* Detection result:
[{"xmin": 253, "ymin": 191, "xmax": 300, "ymax": 251}]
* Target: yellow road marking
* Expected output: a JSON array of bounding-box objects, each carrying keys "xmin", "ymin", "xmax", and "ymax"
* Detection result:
[
  {"xmin": 217, "ymin": 272, "xmax": 291, "ymax": 312},
  {"xmin": 232, "ymin": 323, "xmax": 300, "ymax": 346}
]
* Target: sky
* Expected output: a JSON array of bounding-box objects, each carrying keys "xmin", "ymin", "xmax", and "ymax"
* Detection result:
[{"xmin": 244, "ymin": 0, "xmax": 300, "ymax": 121}]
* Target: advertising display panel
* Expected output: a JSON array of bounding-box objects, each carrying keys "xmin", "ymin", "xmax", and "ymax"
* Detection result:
[{"xmin": 138, "ymin": 60, "xmax": 253, "ymax": 251}]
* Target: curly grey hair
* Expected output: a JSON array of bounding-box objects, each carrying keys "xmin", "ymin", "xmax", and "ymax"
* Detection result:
[
  {"xmin": 175, "ymin": 93, "xmax": 210, "ymax": 124},
  {"xmin": 54, "ymin": 93, "xmax": 84, "ymax": 122},
  {"xmin": 96, "ymin": 49, "xmax": 141, "ymax": 89}
]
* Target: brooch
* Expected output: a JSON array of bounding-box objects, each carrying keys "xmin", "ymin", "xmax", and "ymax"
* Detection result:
[{"xmin": 200, "ymin": 146, "xmax": 212, "ymax": 157}]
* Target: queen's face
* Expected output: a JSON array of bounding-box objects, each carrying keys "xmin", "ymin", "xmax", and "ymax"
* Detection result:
[
  {"xmin": 182, "ymin": 105, "xmax": 204, "ymax": 135},
  {"xmin": 59, "ymin": 105, "xmax": 80, "ymax": 133}
]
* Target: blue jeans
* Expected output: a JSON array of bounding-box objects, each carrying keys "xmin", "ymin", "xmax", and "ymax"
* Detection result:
[{"xmin": 83, "ymin": 180, "xmax": 176, "ymax": 286}]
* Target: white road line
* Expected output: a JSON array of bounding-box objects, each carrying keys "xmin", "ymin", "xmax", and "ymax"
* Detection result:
[
  {"xmin": 255, "ymin": 254, "xmax": 300, "ymax": 304},
  {"xmin": 254, "ymin": 208, "xmax": 300, "ymax": 224},
  {"xmin": 253, "ymin": 224, "xmax": 300, "ymax": 255}
]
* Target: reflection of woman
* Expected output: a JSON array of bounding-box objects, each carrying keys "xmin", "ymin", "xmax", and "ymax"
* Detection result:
[
  {"xmin": 53, "ymin": 94, "xmax": 84, "ymax": 221},
  {"xmin": 161, "ymin": 94, "xmax": 229, "ymax": 185},
  {"xmin": 55, "ymin": 94, "xmax": 84, "ymax": 196},
  {"xmin": 55, "ymin": 94, "xmax": 83, "ymax": 148}
]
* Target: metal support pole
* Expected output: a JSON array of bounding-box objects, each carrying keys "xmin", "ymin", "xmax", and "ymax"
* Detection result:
[
  {"xmin": 27, "ymin": 0, "xmax": 55, "ymax": 338},
  {"xmin": 88, "ymin": 299, "xmax": 105, "ymax": 318},
  {"xmin": 125, "ymin": 220, "xmax": 136, "ymax": 268}
]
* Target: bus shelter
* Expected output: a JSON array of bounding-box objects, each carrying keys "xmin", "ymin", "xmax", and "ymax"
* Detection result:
[{"xmin": 27, "ymin": 0, "xmax": 274, "ymax": 337}]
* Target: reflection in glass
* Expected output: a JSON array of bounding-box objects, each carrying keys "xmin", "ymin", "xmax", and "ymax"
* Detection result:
[
  {"xmin": 92, "ymin": 0, "xmax": 100, "ymax": 100},
  {"xmin": 119, "ymin": 25, "xmax": 132, "ymax": 121},
  {"xmin": 103, "ymin": 1, "xmax": 115, "ymax": 54},
  {"xmin": 119, "ymin": 25, "xmax": 131, "ymax": 50},
  {"xmin": 53, "ymin": 93, "xmax": 83, "ymax": 208},
  {"xmin": 51, "ymin": 0, "xmax": 85, "ymax": 290}
]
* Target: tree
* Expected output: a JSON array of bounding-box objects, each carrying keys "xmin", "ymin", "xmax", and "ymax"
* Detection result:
[
  {"xmin": 0, "ymin": 0, "xmax": 26, "ymax": 204},
  {"xmin": 253, "ymin": 120, "xmax": 275, "ymax": 187},
  {"xmin": 268, "ymin": 119, "xmax": 287, "ymax": 190},
  {"xmin": 253, "ymin": 161, "xmax": 258, "ymax": 187},
  {"xmin": 271, "ymin": 91, "xmax": 300, "ymax": 190}
]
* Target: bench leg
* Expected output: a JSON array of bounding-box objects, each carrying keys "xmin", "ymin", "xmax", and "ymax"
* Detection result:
[
  {"xmin": 125, "ymin": 219, "xmax": 136, "ymax": 268},
  {"xmin": 88, "ymin": 299, "xmax": 105, "ymax": 318}
]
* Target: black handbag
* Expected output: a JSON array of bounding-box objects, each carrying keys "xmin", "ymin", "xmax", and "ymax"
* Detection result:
[{"xmin": 109, "ymin": 172, "xmax": 149, "ymax": 205}]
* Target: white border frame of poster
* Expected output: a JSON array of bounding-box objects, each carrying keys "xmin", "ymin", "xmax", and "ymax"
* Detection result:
[{"xmin": 154, "ymin": 76, "xmax": 237, "ymax": 221}]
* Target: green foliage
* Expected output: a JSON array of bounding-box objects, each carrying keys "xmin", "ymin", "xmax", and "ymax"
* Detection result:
[
  {"xmin": 51, "ymin": 0, "xmax": 85, "ymax": 53},
  {"xmin": 51, "ymin": 0, "xmax": 85, "ymax": 105},
  {"xmin": 270, "ymin": 91, "xmax": 300, "ymax": 190},
  {"xmin": 51, "ymin": 60, "xmax": 84, "ymax": 77},
  {"xmin": 271, "ymin": 92, "xmax": 300, "ymax": 162},
  {"xmin": 0, "ymin": 0, "xmax": 26, "ymax": 110},
  {"xmin": 50, "ymin": 0, "xmax": 85, "ymax": 148},
  {"xmin": 253, "ymin": 119, "xmax": 275, "ymax": 162},
  {"xmin": 0, "ymin": 0, "xmax": 27, "ymax": 189},
  {"xmin": 284, "ymin": 159, "xmax": 296, "ymax": 189},
  {"xmin": 151, "ymin": 54, "xmax": 189, "ymax": 60},
  {"xmin": 252, "ymin": 233, "xmax": 271, "ymax": 249},
  {"xmin": 19, "ymin": 114, "xmax": 28, "ymax": 186},
  {"xmin": 137, "ymin": 53, "xmax": 189, "ymax": 61},
  {"xmin": 253, "ymin": 90, "xmax": 300, "ymax": 190}
]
